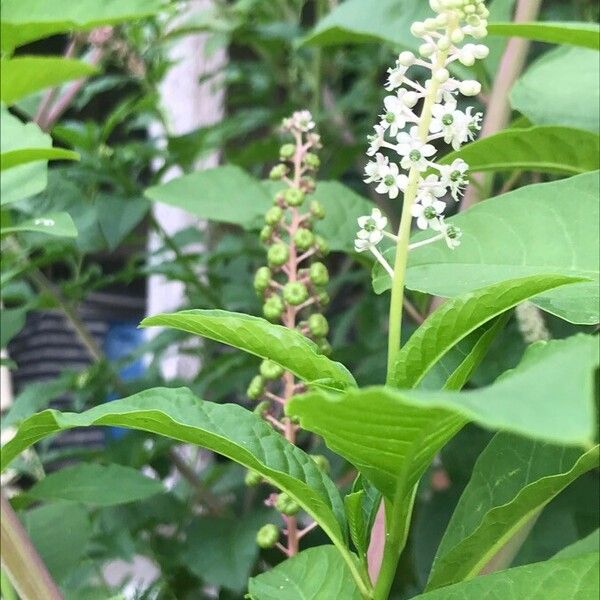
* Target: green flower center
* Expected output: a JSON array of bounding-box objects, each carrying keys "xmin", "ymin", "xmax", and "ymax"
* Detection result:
[
  {"xmin": 442, "ymin": 114, "xmax": 454, "ymax": 126},
  {"xmin": 446, "ymin": 225, "xmax": 459, "ymax": 239},
  {"xmin": 385, "ymin": 112, "xmax": 395, "ymax": 124},
  {"xmin": 409, "ymin": 149, "xmax": 422, "ymax": 162},
  {"xmin": 424, "ymin": 206, "xmax": 437, "ymax": 219},
  {"xmin": 364, "ymin": 218, "xmax": 377, "ymax": 232},
  {"xmin": 450, "ymin": 169, "xmax": 462, "ymax": 182},
  {"xmin": 384, "ymin": 175, "xmax": 395, "ymax": 187}
]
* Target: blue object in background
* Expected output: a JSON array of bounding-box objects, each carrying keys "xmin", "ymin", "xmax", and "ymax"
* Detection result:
[{"xmin": 102, "ymin": 320, "xmax": 145, "ymax": 439}]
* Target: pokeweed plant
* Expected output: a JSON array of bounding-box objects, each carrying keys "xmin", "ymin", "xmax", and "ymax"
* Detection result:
[{"xmin": 1, "ymin": 1, "xmax": 599, "ymax": 599}]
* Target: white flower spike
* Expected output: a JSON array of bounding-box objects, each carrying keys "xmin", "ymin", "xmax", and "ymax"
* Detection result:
[{"xmin": 362, "ymin": 0, "xmax": 488, "ymax": 253}]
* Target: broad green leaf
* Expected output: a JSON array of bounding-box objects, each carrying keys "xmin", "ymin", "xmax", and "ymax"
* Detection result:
[
  {"xmin": 0, "ymin": 147, "xmax": 79, "ymax": 170},
  {"xmin": 182, "ymin": 512, "xmax": 269, "ymax": 592},
  {"xmin": 301, "ymin": 0, "xmax": 429, "ymax": 48},
  {"xmin": 289, "ymin": 335, "xmax": 598, "ymax": 504},
  {"xmin": 313, "ymin": 182, "xmax": 373, "ymax": 253},
  {"xmin": 390, "ymin": 275, "xmax": 580, "ymax": 388},
  {"xmin": 0, "ymin": 0, "xmax": 164, "ymax": 52},
  {"xmin": 412, "ymin": 554, "xmax": 598, "ymax": 600},
  {"xmin": 1, "ymin": 388, "xmax": 350, "ymax": 564},
  {"xmin": 440, "ymin": 126, "xmax": 599, "ymax": 175},
  {"xmin": 511, "ymin": 47, "xmax": 600, "ymax": 132},
  {"xmin": 22, "ymin": 501, "xmax": 92, "ymax": 583},
  {"xmin": 27, "ymin": 463, "xmax": 165, "ymax": 507},
  {"xmin": 553, "ymin": 530, "xmax": 600, "ymax": 560},
  {"xmin": 96, "ymin": 194, "xmax": 148, "ymax": 250},
  {"xmin": 427, "ymin": 434, "xmax": 599, "ymax": 590},
  {"xmin": 0, "ymin": 305, "xmax": 27, "ymax": 347},
  {"xmin": 374, "ymin": 172, "xmax": 600, "ymax": 324},
  {"xmin": 247, "ymin": 546, "xmax": 362, "ymax": 600},
  {"xmin": 0, "ymin": 57, "xmax": 98, "ymax": 105},
  {"xmin": 144, "ymin": 165, "xmax": 271, "ymax": 229},
  {"xmin": 488, "ymin": 21, "xmax": 600, "ymax": 50},
  {"xmin": 1, "ymin": 212, "xmax": 77, "ymax": 238},
  {"xmin": 141, "ymin": 310, "xmax": 356, "ymax": 388}
]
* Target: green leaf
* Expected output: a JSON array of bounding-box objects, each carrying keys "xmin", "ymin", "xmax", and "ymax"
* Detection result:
[
  {"xmin": 1, "ymin": 212, "xmax": 77, "ymax": 238},
  {"xmin": 488, "ymin": 21, "xmax": 600, "ymax": 50},
  {"xmin": 0, "ymin": 147, "xmax": 79, "ymax": 170},
  {"xmin": 182, "ymin": 512, "xmax": 269, "ymax": 593},
  {"xmin": 390, "ymin": 275, "xmax": 580, "ymax": 388},
  {"xmin": 427, "ymin": 434, "xmax": 599, "ymax": 590},
  {"xmin": 96, "ymin": 195, "xmax": 148, "ymax": 250},
  {"xmin": 0, "ymin": 305, "xmax": 27, "ymax": 347},
  {"xmin": 313, "ymin": 182, "xmax": 373, "ymax": 253},
  {"xmin": 412, "ymin": 554, "xmax": 598, "ymax": 600},
  {"xmin": 373, "ymin": 172, "xmax": 600, "ymax": 324},
  {"xmin": 22, "ymin": 501, "xmax": 92, "ymax": 583},
  {"xmin": 345, "ymin": 491, "xmax": 368, "ymax": 558},
  {"xmin": 247, "ymin": 546, "xmax": 362, "ymax": 600},
  {"xmin": 0, "ymin": 0, "xmax": 164, "ymax": 52},
  {"xmin": 553, "ymin": 530, "xmax": 600, "ymax": 560},
  {"xmin": 289, "ymin": 335, "xmax": 598, "ymax": 504},
  {"xmin": 141, "ymin": 310, "xmax": 356, "ymax": 389},
  {"xmin": 144, "ymin": 165, "xmax": 271, "ymax": 229},
  {"xmin": 0, "ymin": 57, "xmax": 99, "ymax": 105},
  {"xmin": 511, "ymin": 47, "xmax": 600, "ymax": 133},
  {"xmin": 440, "ymin": 126, "xmax": 599, "ymax": 175},
  {"xmin": 1, "ymin": 388, "xmax": 350, "ymax": 564},
  {"xmin": 301, "ymin": 0, "xmax": 429, "ymax": 48},
  {"xmin": 27, "ymin": 464, "xmax": 165, "ymax": 507}
]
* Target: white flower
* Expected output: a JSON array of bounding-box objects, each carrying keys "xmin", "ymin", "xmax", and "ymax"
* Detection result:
[
  {"xmin": 385, "ymin": 60, "xmax": 410, "ymax": 91},
  {"xmin": 438, "ymin": 159, "xmax": 469, "ymax": 201},
  {"xmin": 416, "ymin": 174, "xmax": 446, "ymax": 205},
  {"xmin": 411, "ymin": 196, "xmax": 446, "ymax": 230},
  {"xmin": 380, "ymin": 90, "xmax": 414, "ymax": 137},
  {"xmin": 354, "ymin": 208, "xmax": 388, "ymax": 252},
  {"xmin": 430, "ymin": 102, "xmax": 481, "ymax": 150},
  {"xmin": 367, "ymin": 124, "xmax": 386, "ymax": 156},
  {"xmin": 375, "ymin": 163, "xmax": 408, "ymax": 199},
  {"xmin": 283, "ymin": 110, "xmax": 315, "ymax": 132},
  {"xmin": 437, "ymin": 217, "xmax": 463, "ymax": 249},
  {"xmin": 396, "ymin": 126, "xmax": 436, "ymax": 171},
  {"xmin": 364, "ymin": 153, "xmax": 389, "ymax": 183}
]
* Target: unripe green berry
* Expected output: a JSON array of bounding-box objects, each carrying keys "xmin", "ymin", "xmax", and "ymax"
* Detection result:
[
  {"xmin": 317, "ymin": 291, "xmax": 330, "ymax": 306},
  {"xmin": 283, "ymin": 282, "xmax": 309, "ymax": 306},
  {"xmin": 253, "ymin": 400, "xmax": 270, "ymax": 415},
  {"xmin": 267, "ymin": 243, "xmax": 289, "ymax": 267},
  {"xmin": 256, "ymin": 524, "xmax": 279, "ymax": 548},
  {"xmin": 308, "ymin": 314, "xmax": 329, "ymax": 337},
  {"xmin": 265, "ymin": 206, "xmax": 283, "ymax": 226},
  {"xmin": 294, "ymin": 228, "xmax": 314, "ymax": 251},
  {"xmin": 311, "ymin": 454, "xmax": 330, "ymax": 473},
  {"xmin": 279, "ymin": 144, "xmax": 296, "ymax": 159},
  {"xmin": 260, "ymin": 359, "xmax": 284, "ymax": 380},
  {"xmin": 260, "ymin": 226, "xmax": 273, "ymax": 243},
  {"xmin": 316, "ymin": 338, "xmax": 332, "ymax": 356},
  {"xmin": 284, "ymin": 187, "xmax": 305, "ymax": 207},
  {"xmin": 247, "ymin": 375, "xmax": 264, "ymax": 400},
  {"xmin": 309, "ymin": 262, "xmax": 329, "ymax": 286},
  {"xmin": 263, "ymin": 295, "xmax": 284, "ymax": 321},
  {"xmin": 254, "ymin": 266, "xmax": 271, "ymax": 294},
  {"xmin": 269, "ymin": 164, "xmax": 287, "ymax": 180},
  {"xmin": 245, "ymin": 470, "xmax": 262, "ymax": 486},
  {"xmin": 310, "ymin": 200, "xmax": 325, "ymax": 220},
  {"xmin": 275, "ymin": 493, "xmax": 300, "ymax": 516},
  {"xmin": 304, "ymin": 153, "xmax": 320, "ymax": 169},
  {"xmin": 315, "ymin": 235, "xmax": 329, "ymax": 256}
]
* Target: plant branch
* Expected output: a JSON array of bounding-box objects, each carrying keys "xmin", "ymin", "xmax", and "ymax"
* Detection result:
[
  {"xmin": 461, "ymin": 0, "xmax": 543, "ymax": 209},
  {"xmin": 1, "ymin": 492, "xmax": 64, "ymax": 600}
]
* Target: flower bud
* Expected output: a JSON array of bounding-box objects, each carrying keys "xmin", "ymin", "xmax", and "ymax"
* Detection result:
[
  {"xmin": 260, "ymin": 359, "xmax": 284, "ymax": 380},
  {"xmin": 245, "ymin": 470, "xmax": 263, "ymax": 486},
  {"xmin": 269, "ymin": 164, "xmax": 287, "ymax": 180},
  {"xmin": 450, "ymin": 29, "xmax": 465, "ymax": 44},
  {"xmin": 424, "ymin": 18, "xmax": 438, "ymax": 31},
  {"xmin": 419, "ymin": 42, "xmax": 436, "ymax": 58},
  {"xmin": 309, "ymin": 262, "xmax": 329, "ymax": 286},
  {"xmin": 263, "ymin": 295, "xmax": 284, "ymax": 321},
  {"xmin": 308, "ymin": 314, "xmax": 329, "ymax": 337},
  {"xmin": 265, "ymin": 206, "xmax": 283, "ymax": 226},
  {"xmin": 434, "ymin": 68, "xmax": 450, "ymax": 83},
  {"xmin": 459, "ymin": 80, "xmax": 481, "ymax": 96},
  {"xmin": 253, "ymin": 400, "xmax": 270, "ymax": 415},
  {"xmin": 403, "ymin": 91, "xmax": 419, "ymax": 108},
  {"xmin": 304, "ymin": 152, "xmax": 320, "ymax": 169},
  {"xmin": 398, "ymin": 51, "xmax": 416, "ymax": 66},
  {"xmin": 284, "ymin": 187, "xmax": 305, "ymax": 207},
  {"xmin": 279, "ymin": 143, "xmax": 296, "ymax": 159},
  {"xmin": 310, "ymin": 454, "xmax": 331, "ymax": 473},
  {"xmin": 294, "ymin": 228, "xmax": 315, "ymax": 251},
  {"xmin": 437, "ymin": 35, "xmax": 451, "ymax": 51},
  {"xmin": 283, "ymin": 282, "xmax": 309, "ymax": 306},
  {"xmin": 246, "ymin": 375, "xmax": 264, "ymax": 400},
  {"xmin": 410, "ymin": 22, "xmax": 426, "ymax": 37},
  {"xmin": 256, "ymin": 524, "xmax": 279, "ymax": 548},
  {"xmin": 253, "ymin": 266, "xmax": 271, "ymax": 294},
  {"xmin": 473, "ymin": 44, "xmax": 489, "ymax": 59},
  {"xmin": 267, "ymin": 242, "xmax": 289, "ymax": 266},
  {"xmin": 275, "ymin": 493, "xmax": 300, "ymax": 516},
  {"xmin": 310, "ymin": 200, "xmax": 326, "ymax": 220},
  {"xmin": 260, "ymin": 225, "xmax": 273, "ymax": 243}
]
